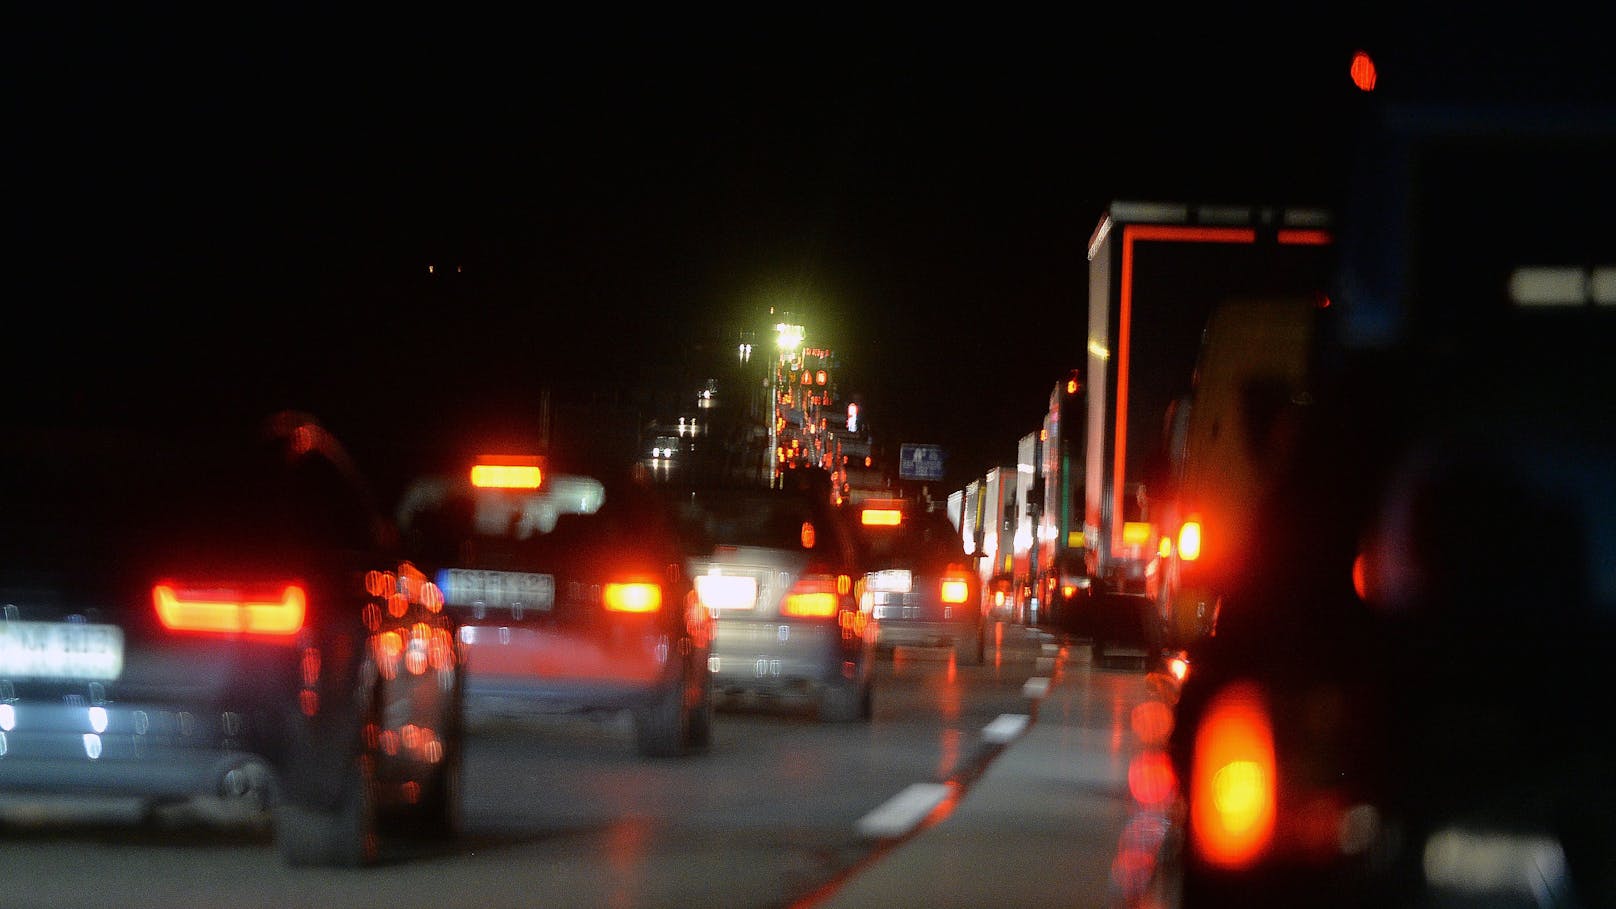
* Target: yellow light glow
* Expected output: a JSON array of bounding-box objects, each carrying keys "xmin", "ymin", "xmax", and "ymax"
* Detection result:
[
  {"xmin": 941, "ymin": 579, "xmax": 969, "ymax": 603},
  {"xmin": 1122, "ymin": 522, "xmax": 1153, "ymax": 547}
]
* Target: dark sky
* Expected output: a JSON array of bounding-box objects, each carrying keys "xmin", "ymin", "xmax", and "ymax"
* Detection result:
[{"xmin": 9, "ymin": 10, "xmax": 1528, "ymax": 487}]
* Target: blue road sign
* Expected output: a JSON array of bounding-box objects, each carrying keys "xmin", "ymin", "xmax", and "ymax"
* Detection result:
[{"xmin": 898, "ymin": 443, "xmax": 946, "ymax": 481}]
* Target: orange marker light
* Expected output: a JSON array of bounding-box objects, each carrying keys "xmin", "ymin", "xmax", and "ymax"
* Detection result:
[
  {"xmin": 603, "ymin": 582, "xmax": 662, "ymax": 613},
  {"xmin": 153, "ymin": 584, "xmax": 306, "ymax": 636}
]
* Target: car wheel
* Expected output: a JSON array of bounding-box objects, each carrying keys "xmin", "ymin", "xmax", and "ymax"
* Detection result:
[
  {"xmin": 275, "ymin": 750, "xmax": 381, "ymax": 867},
  {"xmin": 820, "ymin": 678, "xmax": 871, "ymax": 723},
  {"xmin": 684, "ymin": 670, "xmax": 714, "ymax": 752},
  {"xmin": 634, "ymin": 673, "xmax": 702, "ymax": 758},
  {"xmin": 955, "ymin": 627, "xmax": 985, "ymax": 665}
]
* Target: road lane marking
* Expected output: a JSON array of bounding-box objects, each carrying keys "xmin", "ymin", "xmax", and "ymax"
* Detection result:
[
  {"xmin": 856, "ymin": 783, "xmax": 953, "ymax": 838},
  {"xmin": 1021, "ymin": 676, "xmax": 1050, "ymax": 700},
  {"xmin": 982, "ymin": 713, "xmax": 1030, "ymax": 744}
]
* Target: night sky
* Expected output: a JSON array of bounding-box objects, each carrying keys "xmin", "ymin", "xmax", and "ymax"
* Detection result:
[{"xmin": 12, "ymin": 10, "xmax": 1585, "ymax": 491}]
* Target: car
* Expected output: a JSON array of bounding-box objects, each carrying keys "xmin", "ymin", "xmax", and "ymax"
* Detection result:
[
  {"xmin": 1159, "ymin": 41, "xmax": 1616, "ymax": 908},
  {"xmin": 849, "ymin": 498, "xmax": 984, "ymax": 665},
  {"xmin": 673, "ymin": 471, "xmax": 875, "ymax": 722},
  {"xmin": 394, "ymin": 455, "xmax": 714, "ymax": 758},
  {"xmin": 0, "ymin": 411, "xmax": 464, "ymax": 867}
]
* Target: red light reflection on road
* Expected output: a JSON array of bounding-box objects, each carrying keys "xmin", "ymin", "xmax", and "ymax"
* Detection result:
[
  {"xmin": 936, "ymin": 727, "xmax": 962, "ymax": 779},
  {"xmin": 606, "ymin": 817, "xmax": 653, "ymax": 909}
]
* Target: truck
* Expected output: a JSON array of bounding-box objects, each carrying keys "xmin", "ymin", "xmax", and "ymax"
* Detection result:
[
  {"xmin": 1079, "ymin": 201, "xmax": 1335, "ymax": 658},
  {"xmin": 1157, "ymin": 294, "xmax": 1324, "ymax": 645},
  {"xmin": 1032, "ymin": 370, "xmax": 1091, "ymax": 633}
]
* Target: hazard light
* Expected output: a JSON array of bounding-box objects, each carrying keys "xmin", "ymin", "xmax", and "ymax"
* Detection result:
[
  {"xmin": 470, "ymin": 455, "xmax": 544, "ymax": 489},
  {"xmin": 153, "ymin": 583, "xmax": 306, "ymax": 636}
]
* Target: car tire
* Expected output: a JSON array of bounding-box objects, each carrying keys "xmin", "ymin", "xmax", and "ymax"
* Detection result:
[
  {"xmin": 275, "ymin": 751, "xmax": 381, "ymax": 867},
  {"xmin": 820, "ymin": 678, "xmax": 872, "ymax": 723},
  {"xmin": 955, "ymin": 626, "xmax": 985, "ymax": 666},
  {"xmin": 684, "ymin": 671, "xmax": 714, "ymax": 752},
  {"xmin": 634, "ymin": 668, "xmax": 707, "ymax": 758},
  {"xmin": 397, "ymin": 722, "xmax": 463, "ymax": 841}
]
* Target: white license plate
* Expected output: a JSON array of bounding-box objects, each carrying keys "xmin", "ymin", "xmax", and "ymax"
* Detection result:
[
  {"xmin": 0, "ymin": 621, "xmax": 125, "ymax": 681},
  {"xmin": 437, "ymin": 569, "xmax": 555, "ymax": 611},
  {"xmin": 868, "ymin": 569, "xmax": 913, "ymax": 593}
]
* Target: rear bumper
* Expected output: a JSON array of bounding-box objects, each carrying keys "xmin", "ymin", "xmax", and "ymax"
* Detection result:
[
  {"xmin": 876, "ymin": 619, "xmax": 978, "ymax": 650},
  {"xmin": 463, "ymin": 675, "xmax": 668, "ymax": 718},
  {"xmin": 0, "ymin": 700, "xmax": 284, "ymax": 802}
]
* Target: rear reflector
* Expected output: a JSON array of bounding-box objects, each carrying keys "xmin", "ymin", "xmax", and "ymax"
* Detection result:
[
  {"xmin": 603, "ymin": 582, "xmax": 662, "ymax": 613},
  {"xmin": 153, "ymin": 584, "xmax": 306, "ymax": 636},
  {"xmin": 1191, "ymin": 681, "xmax": 1277, "ymax": 869}
]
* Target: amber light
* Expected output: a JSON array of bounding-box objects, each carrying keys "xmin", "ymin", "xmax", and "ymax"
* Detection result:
[
  {"xmin": 604, "ymin": 582, "xmax": 662, "ymax": 613},
  {"xmin": 1191, "ymin": 681, "xmax": 1278, "ymax": 869},
  {"xmin": 861, "ymin": 508, "xmax": 902, "ymax": 526},
  {"xmin": 1122, "ymin": 522, "xmax": 1154, "ymax": 547},
  {"xmin": 470, "ymin": 455, "xmax": 543, "ymax": 489},
  {"xmin": 1179, "ymin": 519, "xmax": 1203, "ymax": 562},
  {"xmin": 153, "ymin": 583, "xmax": 306, "ymax": 636},
  {"xmin": 941, "ymin": 577, "xmax": 970, "ymax": 604}
]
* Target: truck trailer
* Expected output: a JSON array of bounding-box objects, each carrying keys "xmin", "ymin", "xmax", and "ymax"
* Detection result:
[{"xmin": 1080, "ymin": 201, "xmax": 1335, "ymax": 658}]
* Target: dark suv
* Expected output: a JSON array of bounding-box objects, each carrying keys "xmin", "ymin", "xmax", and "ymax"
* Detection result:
[{"xmin": 0, "ymin": 412, "xmax": 464, "ymax": 866}]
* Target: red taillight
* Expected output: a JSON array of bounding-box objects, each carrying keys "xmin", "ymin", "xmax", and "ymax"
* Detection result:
[
  {"xmin": 940, "ymin": 577, "xmax": 970, "ymax": 604},
  {"xmin": 470, "ymin": 455, "xmax": 543, "ymax": 489},
  {"xmin": 1190, "ymin": 681, "xmax": 1277, "ymax": 869},
  {"xmin": 152, "ymin": 583, "xmax": 306, "ymax": 636},
  {"xmin": 782, "ymin": 576, "xmax": 841, "ymax": 618},
  {"xmin": 603, "ymin": 582, "xmax": 662, "ymax": 613},
  {"xmin": 861, "ymin": 508, "xmax": 902, "ymax": 526},
  {"xmin": 1179, "ymin": 519, "xmax": 1203, "ymax": 562}
]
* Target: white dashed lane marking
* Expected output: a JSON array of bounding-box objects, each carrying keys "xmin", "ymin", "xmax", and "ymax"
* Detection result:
[
  {"xmin": 856, "ymin": 783, "xmax": 954, "ymax": 839},
  {"xmin": 982, "ymin": 713, "xmax": 1030, "ymax": 744}
]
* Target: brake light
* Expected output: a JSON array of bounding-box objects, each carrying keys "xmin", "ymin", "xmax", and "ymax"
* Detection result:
[
  {"xmin": 1179, "ymin": 519, "xmax": 1203, "ymax": 562},
  {"xmin": 470, "ymin": 455, "xmax": 543, "ymax": 489},
  {"xmin": 861, "ymin": 508, "xmax": 902, "ymax": 526},
  {"xmin": 153, "ymin": 583, "xmax": 306, "ymax": 636},
  {"xmin": 941, "ymin": 577, "xmax": 970, "ymax": 604},
  {"xmin": 1190, "ymin": 681, "xmax": 1277, "ymax": 870},
  {"xmin": 603, "ymin": 582, "xmax": 662, "ymax": 613},
  {"xmin": 782, "ymin": 576, "xmax": 840, "ymax": 618}
]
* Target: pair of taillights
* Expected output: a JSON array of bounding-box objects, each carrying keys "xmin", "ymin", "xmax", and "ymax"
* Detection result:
[
  {"xmin": 154, "ymin": 578, "xmax": 671, "ymax": 636},
  {"xmin": 694, "ymin": 572, "xmax": 856, "ymax": 618}
]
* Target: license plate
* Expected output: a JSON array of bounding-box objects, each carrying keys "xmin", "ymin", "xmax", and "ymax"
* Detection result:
[
  {"xmin": 436, "ymin": 569, "xmax": 554, "ymax": 611},
  {"xmin": 0, "ymin": 621, "xmax": 125, "ymax": 681},
  {"xmin": 867, "ymin": 569, "xmax": 913, "ymax": 593}
]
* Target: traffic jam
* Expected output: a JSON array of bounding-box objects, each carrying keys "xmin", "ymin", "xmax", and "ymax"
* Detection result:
[{"xmin": 5, "ymin": 30, "xmax": 1613, "ymax": 909}]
